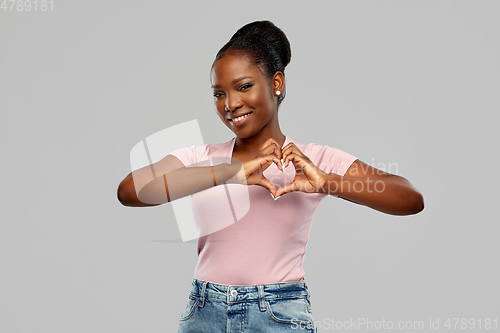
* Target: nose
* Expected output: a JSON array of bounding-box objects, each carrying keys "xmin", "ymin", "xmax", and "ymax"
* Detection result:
[{"xmin": 225, "ymin": 92, "xmax": 243, "ymax": 112}]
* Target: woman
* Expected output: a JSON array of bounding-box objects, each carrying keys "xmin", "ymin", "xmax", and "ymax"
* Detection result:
[{"xmin": 117, "ymin": 20, "xmax": 424, "ymax": 332}]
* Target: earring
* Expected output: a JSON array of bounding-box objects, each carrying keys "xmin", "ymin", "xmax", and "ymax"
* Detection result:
[{"xmin": 275, "ymin": 91, "xmax": 281, "ymax": 96}]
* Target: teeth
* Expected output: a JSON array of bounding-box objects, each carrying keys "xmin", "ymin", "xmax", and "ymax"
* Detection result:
[{"xmin": 231, "ymin": 113, "xmax": 250, "ymax": 122}]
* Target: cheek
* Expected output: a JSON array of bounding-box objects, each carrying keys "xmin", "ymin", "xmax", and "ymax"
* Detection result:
[
  {"xmin": 246, "ymin": 89, "xmax": 270, "ymax": 108},
  {"xmin": 214, "ymin": 99, "xmax": 225, "ymax": 111}
]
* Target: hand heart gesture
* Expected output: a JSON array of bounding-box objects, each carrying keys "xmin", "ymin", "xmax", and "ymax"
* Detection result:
[
  {"xmin": 226, "ymin": 138, "xmax": 284, "ymax": 196},
  {"xmin": 227, "ymin": 138, "xmax": 329, "ymax": 200},
  {"xmin": 273, "ymin": 142, "xmax": 329, "ymax": 198}
]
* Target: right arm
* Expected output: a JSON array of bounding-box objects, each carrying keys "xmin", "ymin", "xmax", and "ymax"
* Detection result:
[
  {"xmin": 117, "ymin": 137, "xmax": 285, "ymax": 207},
  {"xmin": 117, "ymin": 155, "xmax": 240, "ymax": 207}
]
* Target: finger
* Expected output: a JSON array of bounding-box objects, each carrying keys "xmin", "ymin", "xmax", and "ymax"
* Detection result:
[
  {"xmin": 284, "ymin": 152, "xmax": 299, "ymax": 169},
  {"xmin": 263, "ymin": 139, "xmax": 289, "ymax": 157},
  {"xmin": 261, "ymin": 138, "xmax": 281, "ymax": 152},
  {"xmin": 274, "ymin": 146, "xmax": 284, "ymax": 171},
  {"xmin": 273, "ymin": 158, "xmax": 284, "ymax": 172},
  {"xmin": 281, "ymin": 146, "xmax": 296, "ymax": 169},
  {"xmin": 281, "ymin": 145, "xmax": 304, "ymax": 164},
  {"xmin": 260, "ymin": 145, "xmax": 283, "ymax": 171},
  {"xmin": 268, "ymin": 155, "xmax": 281, "ymax": 168},
  {"xmin": 258, "ymin": 154, "xmax": 280, "ymax": 170},
  {"xmin": 243, "ymin": 155, "xmax": 278, "ymax": 182},
  {"xmin": 270, "ymin": 147, "xmax": 284, "ymax": 171},
  {"xmin": 281, "ymin": 142, "xmax": 297, "ymax": 155},
  {"xmin": 262, "ymin": 142, "xmax": 282, "ymax": 160},
  {"xmin": 286, "ymin": 152, "xmax": 310, "ymax": 170},
  {"xmin": 274, "ymin": 145, "xmax": 283, "ymax": 160}
]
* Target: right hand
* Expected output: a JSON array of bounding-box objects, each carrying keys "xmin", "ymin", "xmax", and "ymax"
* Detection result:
[{"xmin": 227, "ymin": 138, "xmax": 284, "ymax": 196}]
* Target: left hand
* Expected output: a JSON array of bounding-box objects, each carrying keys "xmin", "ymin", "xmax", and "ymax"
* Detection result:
[{"xmin": 274, "ymin": 143, "xmax": 329, "ymax": 198}]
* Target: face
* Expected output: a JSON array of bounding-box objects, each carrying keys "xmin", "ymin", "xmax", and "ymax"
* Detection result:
[{"xmin": 211, "ymin": 52, "xmax": 281, "ymax": 138}]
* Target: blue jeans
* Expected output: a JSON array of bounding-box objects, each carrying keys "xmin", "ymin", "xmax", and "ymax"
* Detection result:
[{"xmin": 177, "ymin": 278, "xmax": 317, "ymax": 332}]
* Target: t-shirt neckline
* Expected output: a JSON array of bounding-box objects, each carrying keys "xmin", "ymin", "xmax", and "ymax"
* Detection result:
[{"xmin": 229, "ymin": 135, "xmax": 289, "ymax": 158}]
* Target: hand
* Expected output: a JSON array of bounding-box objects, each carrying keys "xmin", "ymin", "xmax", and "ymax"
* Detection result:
[
  {"xmin": 273, "ymin": 143, "xmax": 329, "ymax": 198},
  {"xmin": 227, "ymin": 138, "xmax": 284, "ymax": 197}
]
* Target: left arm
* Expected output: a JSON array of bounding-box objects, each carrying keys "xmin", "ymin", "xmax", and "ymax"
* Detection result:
[{"xmin": 319, "ymin": 159, "xmax": 424, "ymax": 215}]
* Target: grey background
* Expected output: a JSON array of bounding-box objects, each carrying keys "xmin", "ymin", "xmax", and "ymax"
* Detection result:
[{"xmin": 1, "ymin": 0, "xmax": 499, "ymax": 332}]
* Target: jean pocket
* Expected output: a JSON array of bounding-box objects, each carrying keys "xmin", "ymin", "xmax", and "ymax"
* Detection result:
[
  {"xmin": 179, "ymin": 293, "xmax": 199, "ymax": 322},
  {"xmin": 265, "ymin": 297, "xmax": 314, "ymax": 327}
]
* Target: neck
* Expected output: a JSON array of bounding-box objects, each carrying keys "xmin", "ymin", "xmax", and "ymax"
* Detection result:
[{"xmin": 233, "ymin": 129, "xmax": 286, "ymax": 153}]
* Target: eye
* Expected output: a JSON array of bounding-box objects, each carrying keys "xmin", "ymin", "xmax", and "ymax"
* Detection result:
[
  {"xmin": 240, "ymin": 84, "xmax": 253, "ymax": 91},
  {"xmin": 213, "ymin": 92, "xmax": 223, "ymax": 98}
]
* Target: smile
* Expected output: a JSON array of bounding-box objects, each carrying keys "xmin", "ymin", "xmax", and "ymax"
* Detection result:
[{"xmin": 229, "ymin": 112, "xmax": 252, "ymax": 126}]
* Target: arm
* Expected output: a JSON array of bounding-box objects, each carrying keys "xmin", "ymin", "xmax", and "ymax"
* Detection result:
[
  {"xmin": 117, "ymin": 154, "xmax": 239, "ymax": 207},
  {"xmin": 320, "ymin": 159, "xmax": 424, "ymax": 215}
]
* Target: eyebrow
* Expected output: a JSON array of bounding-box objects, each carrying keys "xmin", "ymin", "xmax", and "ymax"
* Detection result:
[{"xmin": 211, "ymin": 76, "xmax": 254, "ymax": 89}]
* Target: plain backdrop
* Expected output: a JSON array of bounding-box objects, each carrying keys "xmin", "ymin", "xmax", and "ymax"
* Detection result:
[{"xmin": 1, "ymin": 1, "xmax": 499, "ymax": 332}]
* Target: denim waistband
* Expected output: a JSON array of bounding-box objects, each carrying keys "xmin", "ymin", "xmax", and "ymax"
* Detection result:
[{"xmin": 189, "ymin": 278, "xmax": 310, "ymax": 310}]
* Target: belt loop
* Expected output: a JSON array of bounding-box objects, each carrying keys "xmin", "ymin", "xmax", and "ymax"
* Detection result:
[
  {"xmin": 257, "ymin": 284, "xmax": 266, "ymax": 311},
  {"xmin": 306, "ymin": 288, "xmax": 312, "ymax": 312},
  {"xmin": 199, "ymin": 280, "xmax": 208, "ymax": 307}
]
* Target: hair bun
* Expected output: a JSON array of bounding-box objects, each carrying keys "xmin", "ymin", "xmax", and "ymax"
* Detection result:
[
  {"xmin": 213, "ymin": 20, "xmax": 292, "ymax": 108},
  {"xmin": 229, "ymin": 20, "xmax": 291, "ymax": 68}
]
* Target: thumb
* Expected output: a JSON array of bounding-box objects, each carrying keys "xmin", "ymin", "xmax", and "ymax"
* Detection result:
[
  {"xmin": 256, "ymin": 176, "xmax": 277, "ymax": 197},
  {"xmin": 274, "ymin": 182, "xmax": 297, "ymax": 198}
]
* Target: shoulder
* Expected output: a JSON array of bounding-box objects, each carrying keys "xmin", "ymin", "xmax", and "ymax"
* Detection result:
[
  {"xmin": 168, "ymin": 137, "xmax": 233, "ymax": 167},
  {"xmin": 289, "ymin": 138, "xmax": 352, "ymax": 160},
  {"xmin": 200, "ymin": 137, "xmax": 234, "ymax": 161},
  {"xmin": 289, "ymin": 138, "xmax": 357, "ymax": 176}
]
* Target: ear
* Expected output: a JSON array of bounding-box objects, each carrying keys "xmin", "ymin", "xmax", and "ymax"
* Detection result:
[{"xmin": 272, "ymin": 71, "xmax": 285, "ymax": 94}]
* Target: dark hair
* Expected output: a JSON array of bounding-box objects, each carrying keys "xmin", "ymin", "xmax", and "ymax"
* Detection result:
[{"xmin": 212, "ymin": 20, "xmax": 292, "ymax": 107}]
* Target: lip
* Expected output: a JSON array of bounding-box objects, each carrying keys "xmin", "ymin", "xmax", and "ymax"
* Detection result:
[
  {"xmin": 227, "ymin": 111, "xmax": 252, "ymax": 120},
  {"xmin": 228, "ymin": 112, "xmax": 252, "ymax": 127}
]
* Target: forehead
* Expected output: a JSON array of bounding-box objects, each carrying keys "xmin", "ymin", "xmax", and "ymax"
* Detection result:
[{"xmin": 211, "ymin": 53, "xmax": 263, "ymax": 85}]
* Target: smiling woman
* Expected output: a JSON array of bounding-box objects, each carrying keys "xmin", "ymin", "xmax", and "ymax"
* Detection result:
[
  {"xmin": 210, "ymin": 23, "xmax": 289, "ymax": 153},
  {"xmin": 117, "ymin": 20, "xmax": 423, "ymax": 333},
  {"xmin": 211, "ymin": 53, "xmax": 282, "ymax": 136}
]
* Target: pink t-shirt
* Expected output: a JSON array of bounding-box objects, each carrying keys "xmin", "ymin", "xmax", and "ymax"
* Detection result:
[{"xmin": 168, "ymin": 136, "xmax": 357, "ymax": 285}]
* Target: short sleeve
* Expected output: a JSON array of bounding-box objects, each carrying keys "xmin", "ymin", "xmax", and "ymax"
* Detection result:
[
  {"xmin": 324, "ymin": 146, "xmax": 357, "ymax": 176},
  {"xmin": 167, "ymin": 146, "xmax": 197, "ymax": 168},
  {"xmin": 308, "ymin": 143, "xmax": 357, "ymax": 176},
  {"xmin": 308, "ymin": 143, "xmax": 357, "ymax": 198}
]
